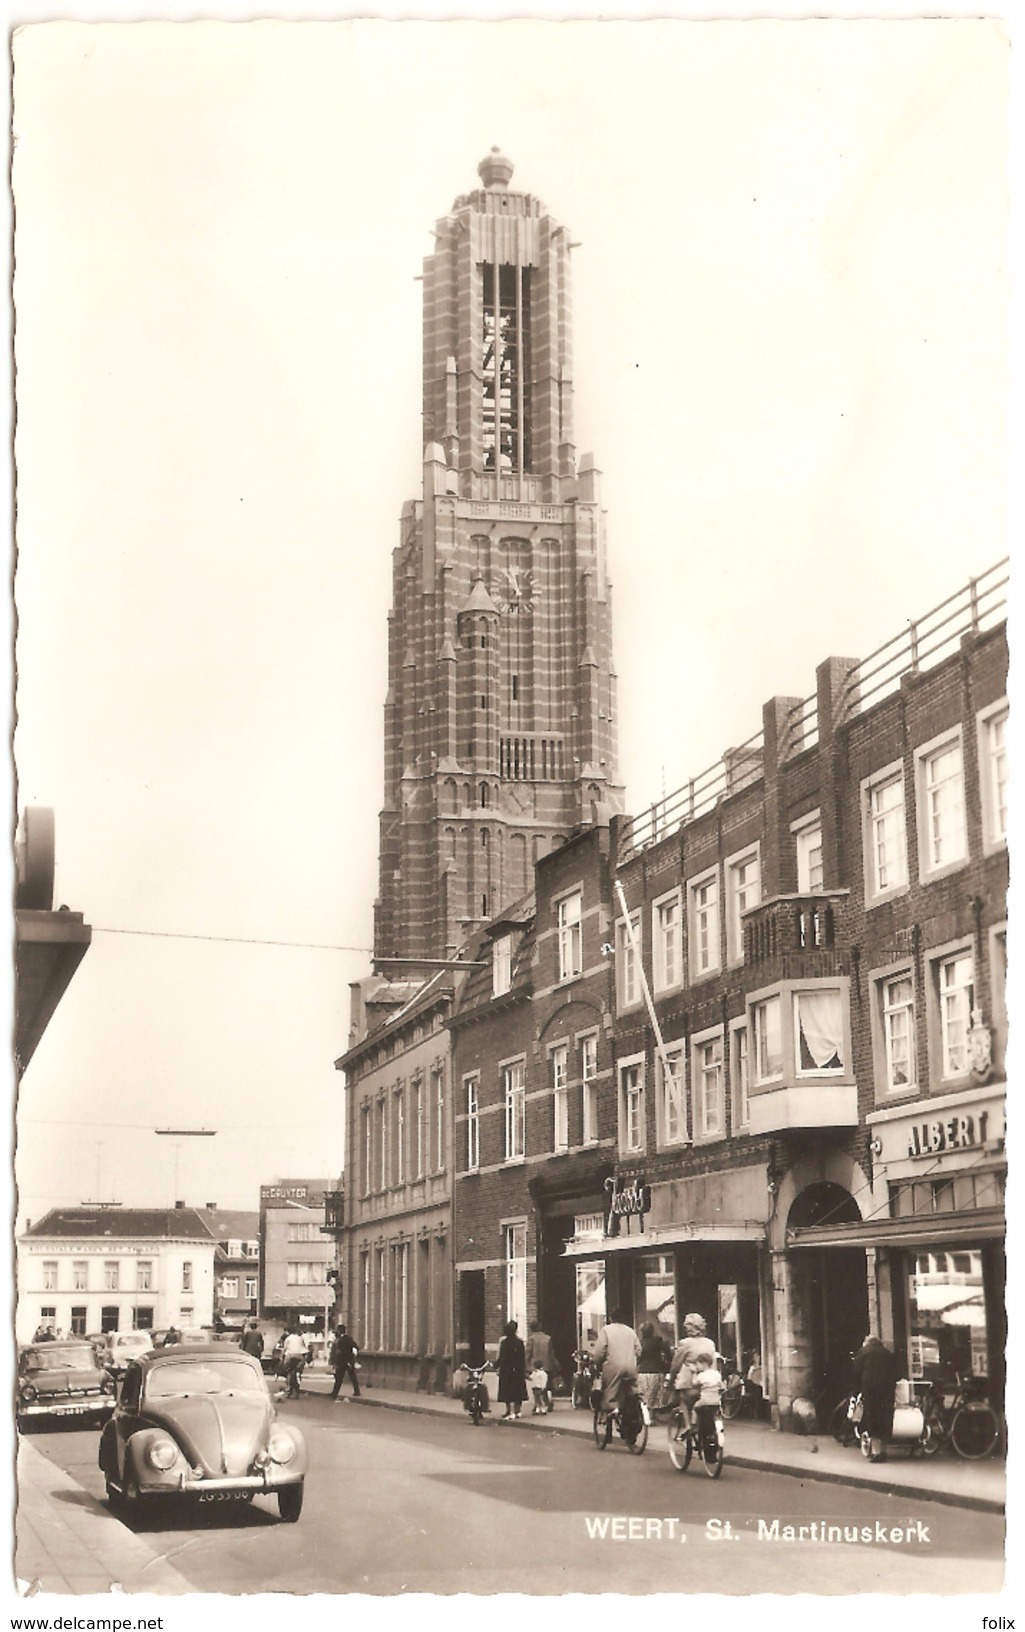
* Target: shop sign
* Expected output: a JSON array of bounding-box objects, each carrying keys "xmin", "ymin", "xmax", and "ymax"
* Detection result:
[
  {"xmin": 906, "ymin": 1110, "xmax": 991, "ymax": 1160},
  {"xmin": 604, "ymin": 1175, "xmax": 651, "ymax": 1238}
]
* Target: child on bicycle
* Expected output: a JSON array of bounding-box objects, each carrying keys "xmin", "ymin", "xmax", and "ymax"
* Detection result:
[{"xmin": 668, "ymin": 1313, "xmax": 716, "ymax": 1432}]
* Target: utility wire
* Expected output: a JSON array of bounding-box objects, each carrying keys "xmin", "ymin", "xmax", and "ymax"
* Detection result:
[{"xmin": 92, "ymin": 926, "xmax": 372, "ymax": 954}]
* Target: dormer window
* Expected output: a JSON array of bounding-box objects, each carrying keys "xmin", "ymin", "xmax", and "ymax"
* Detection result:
[{"xmin": 493, "ymin": 933, "xmax": 512, "ymax": 997}]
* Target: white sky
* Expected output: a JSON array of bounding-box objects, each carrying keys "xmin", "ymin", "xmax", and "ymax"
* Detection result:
[{"xmin": 9, "ymin": 15, "xmax": 1009, "ymax": 1230}]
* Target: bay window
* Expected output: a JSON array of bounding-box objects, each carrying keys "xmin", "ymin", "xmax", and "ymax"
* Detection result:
[
  {"xmin": 752, "ymin": 995, "xmax": 783, "ymax": 1083},
  {"xmin": 794, "ymin": 988, "xmax": 845, "ymax": 1074}
]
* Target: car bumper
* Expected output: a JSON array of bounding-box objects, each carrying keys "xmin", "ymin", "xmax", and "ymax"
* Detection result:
[
  {"xmin": 136, "ymin": 1470, "xmax": 304, "ymax": 1498},
  {"xmin": 19, "ymin": 1399, "xmax": 113, "ymax": 1422}
]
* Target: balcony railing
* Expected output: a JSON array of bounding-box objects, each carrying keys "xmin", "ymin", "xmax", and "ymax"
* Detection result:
[
  {"xmin": 743, "ymin": 892, "xmax": 849, "ymax": 966},
  {"xmin": 320, "ymin": 1190, "xmax": 345, "ymax": 1233}
]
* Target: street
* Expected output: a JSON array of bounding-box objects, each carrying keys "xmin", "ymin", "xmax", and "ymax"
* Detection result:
[{"xmin": 19, "ymin": 1394, "xmax": 1004, "ymax": 1596}]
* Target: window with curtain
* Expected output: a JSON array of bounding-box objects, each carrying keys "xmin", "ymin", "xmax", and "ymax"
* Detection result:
[{"xmin": 794, "ymin": 988, "xmax": 845, "ymax": 1073}]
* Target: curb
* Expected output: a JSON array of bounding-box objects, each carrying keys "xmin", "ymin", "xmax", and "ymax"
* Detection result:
[{"xmin": 342, "ymin": 1394, "xmax": 1005, "ymax": 1516}]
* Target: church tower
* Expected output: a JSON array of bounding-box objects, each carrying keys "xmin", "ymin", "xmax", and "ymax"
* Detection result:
[{"xmin": 376, "ymin": 150, "xmax": 624, "ymax": 961}]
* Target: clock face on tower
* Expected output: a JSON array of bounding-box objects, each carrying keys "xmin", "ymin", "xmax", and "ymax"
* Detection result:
[{"xmin": 495, "ymin": 565, "xmax": 540, "ymax": 615}]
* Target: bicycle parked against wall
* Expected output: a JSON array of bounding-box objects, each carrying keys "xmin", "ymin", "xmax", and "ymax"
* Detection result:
[
  {"xmin": 592, "ymin": 1383, "xmax": 649, "ymax": 1454},
  {"xmin": 919, "ymin": 1373, "xmax": 1001, "ymax": 1460}
]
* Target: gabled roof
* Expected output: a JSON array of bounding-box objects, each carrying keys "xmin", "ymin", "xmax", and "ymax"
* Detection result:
[
  {"xmin": 194, "ymin": 1209, "xmax": 260, "ymax": 1245},
  {"xmin": 22, "ymin": 1207, "xmax": 219, "ymax": 1243}
]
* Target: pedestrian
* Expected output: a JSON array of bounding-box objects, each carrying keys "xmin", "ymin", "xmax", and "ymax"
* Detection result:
[
  {"xmin": 851, "ymin": 1333, "xmax": 900, "ymax": 1462},
  {"xmin": 668, "ymin": 1313, "xmax": 716, "ymax": 1432},
  {"xmin": 637, "ymin": 1321, "xmax": 671, "ymax": 1413},
  {"xmin": 32, "ymin": 1324, "xmax": 55, "ymax": 1343},
  {"xmin": 525, "ymin": 1319, "xmax": 557, "ymax": 1414},
  {"xmin": 329, "ymin": 1323, "xmax": 361, "ymax": 1401},
  {"xmin": 161, "ymin": 1326, "xmax": 181, "ymax": 1347},
  {"xmin": 281, "ymin": 1326, "xmax": 308, "ymax": 1398},
  {"xmin": 592, "ymin": 1308, "xmax": 642, "ymax": 1414},
  {"xmin": 240, "ymin": 1319, "xmax": 264, "ymax": 1360},
  {"xmin": 496, "ymin": 1319, "xmax": 528, "ymax": 1420}
]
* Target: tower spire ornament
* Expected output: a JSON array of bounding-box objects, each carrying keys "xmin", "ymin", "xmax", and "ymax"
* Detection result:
[{"xmin": 374, "ymin": 157, "xmax": 624, "ymax": 961}]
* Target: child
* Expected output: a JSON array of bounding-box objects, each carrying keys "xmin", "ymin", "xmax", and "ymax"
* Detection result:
[{"xmin": 529, "ymin": 1366, "xmax": 549, "ymax": 1415}]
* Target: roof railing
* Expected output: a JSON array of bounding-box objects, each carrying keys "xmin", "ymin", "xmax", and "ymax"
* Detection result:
[{"xmin": 617, "ymin": 558, "xmax": 1007, "ymax": 866}]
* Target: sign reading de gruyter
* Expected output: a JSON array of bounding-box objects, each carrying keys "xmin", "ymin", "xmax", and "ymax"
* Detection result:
[{"xmin": 604, "ymin": 1174, "xmax": 651, "ymax": 1238}]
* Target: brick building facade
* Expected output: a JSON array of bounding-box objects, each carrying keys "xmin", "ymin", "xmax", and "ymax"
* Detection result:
[
  {"xmin": 596, "ymin": 564, "xmax": 1006, "ymax": 1428},
  {"xmin": 450, "ymin": 826, "xmax": 619, "ymax": 1383},
  {"xmin": 336, "ymin": 979, "xmax": 455, "ymax": 1391}
]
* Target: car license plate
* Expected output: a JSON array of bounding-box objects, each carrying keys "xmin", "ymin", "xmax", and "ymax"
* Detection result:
[
  {"xmin": 198, "ymin": 1491, "xmax": 247, "ymax": 1503},
  {"xmin": 55, "ymin": 1402, "xmax": 96, "ymax": 1413}
]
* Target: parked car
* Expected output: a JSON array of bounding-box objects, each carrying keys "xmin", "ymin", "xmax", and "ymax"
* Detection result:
[
  {"xmin": 96, "ymin": 1331, "xmax": 154, "ymax": 1376},
  {"xmin": 17, "ymin": 1340, "xmax": 116, "ymax": 1429},
  {"xmin": 98, "ymin": 1344, "xmax": 307, "ymax": 1521}
]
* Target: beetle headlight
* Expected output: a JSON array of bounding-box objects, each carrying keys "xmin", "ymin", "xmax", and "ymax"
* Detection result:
[
  {"xmin": 146, "ymin": 1438, "xmax": 179, "ymax": 1471},
  {"xmin": 267, "ymin": 1430, "xmax": 296, "ymax": 1465}
]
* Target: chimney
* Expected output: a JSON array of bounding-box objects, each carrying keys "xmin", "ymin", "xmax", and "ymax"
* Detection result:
[
  {"xmin": 206, "ymin": 1201, "xmax": 217, "ymax": 1212},
  {"xmin": 174, "ymin": 1200, "xmax": 185, "ymax": 1209}
]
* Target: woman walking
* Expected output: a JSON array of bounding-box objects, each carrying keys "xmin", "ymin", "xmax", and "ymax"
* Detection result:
[
  {"xmin": 637, "ymin": 1322, "xmax": 671, "ymax": 1414},
  {"xmin": 851, "ymin": 1333, "xmax": 900, "ymax": 1462},
  {"xmin": 497, "ymin": 1319, "xmax": 528, "ymax": 1420}
]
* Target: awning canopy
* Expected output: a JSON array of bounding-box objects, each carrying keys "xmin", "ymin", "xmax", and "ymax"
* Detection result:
[
  {"xmin": 786, "ymin": 1207, "xmax": 1004, "ymax": 1252},
  {"xmin": 564, "ymin": 1221, "xmax": 764, "ymax": 1259}
]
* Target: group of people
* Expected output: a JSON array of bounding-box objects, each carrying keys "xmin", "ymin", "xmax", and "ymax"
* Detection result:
[{"xmin": 491, "ymin": 1309, "xmax": 723, "ymax": 1427}]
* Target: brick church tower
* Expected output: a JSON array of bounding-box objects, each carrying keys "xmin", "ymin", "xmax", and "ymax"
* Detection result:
[{"xmin": 375, "ymin": 150, "xmax": 624, "ymax": 961}]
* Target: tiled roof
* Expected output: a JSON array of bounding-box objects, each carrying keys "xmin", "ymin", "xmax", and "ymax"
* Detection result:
[
  {"xmin": 22, "ymin": 1207, "xmax": 218, "ymax": 1241},
  {"xmin": 193, "ymin": 1209, "xmax": 260, "ymax": 1243}
]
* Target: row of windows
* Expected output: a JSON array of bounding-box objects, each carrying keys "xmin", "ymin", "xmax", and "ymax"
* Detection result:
[
  {"xmin": 285, "ymin": 1260, "xmax": 329, "ymax": 1286},
  {"xmin": 38, "ymin": 1260, "xmax": 194, "ymax": 1293},
  {"xmin": 606, "ymin": 699, "xmax": 1006, "ymax": 1008},
  {"xmin": 219, "ymin": 1275, "xmax": 258, "ymax": 1299},
  {"xmin": 463, "ymin": 1033, "xmax": 601, "ymax": 1170},
  {"xmin": 37, "ymin": 1306, "xmax": 160, "ymax": 1337},
  {"xmin": 464, "ymin": 930, "xmax": 1006, "ymax": 1167},
  {"xmin": 862, "ymin": 703, "xmax": 1006, "ymax": 902},
  {"xmin": 358, "ymin": 1241, "xmax": 411, "ymax": 1352},
  {"xmin": 359, "ymin": 1067, "xmax": 446, "ymax": 1196}
]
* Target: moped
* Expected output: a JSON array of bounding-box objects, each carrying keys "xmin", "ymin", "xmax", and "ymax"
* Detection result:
[{"xmin": 462, "ymin": 1360, "xmax": 493, "ymax": 1425}]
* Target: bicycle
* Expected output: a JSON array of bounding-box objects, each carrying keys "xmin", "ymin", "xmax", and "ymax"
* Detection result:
[
  {"xmin": 592, "ymin": 1385, "xmax": 649, "ymax": 1455},
  {"xmin": 918, "ymin": 1373, "xmax": 1001, "ymax": 1460},
  {"xmin": 666, "ymin": 1397, "xmax": 724, "ymax": 1478}
]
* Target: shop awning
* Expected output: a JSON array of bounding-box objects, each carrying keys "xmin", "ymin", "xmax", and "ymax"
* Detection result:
[
  {"xmin": 786, "ymin": 1207, "xmax": 1005, "ymax": 1251},
  {"xmin": 564, "ymin": 1221, "xmax": 765, "ymax": 1259}
]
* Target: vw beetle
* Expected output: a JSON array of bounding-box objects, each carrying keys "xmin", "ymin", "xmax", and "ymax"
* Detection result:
[{"xmin": 98, "ymin": 1344, "xmax": 307, "ymax": 1521}]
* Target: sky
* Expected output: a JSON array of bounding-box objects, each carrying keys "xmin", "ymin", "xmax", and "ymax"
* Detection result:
[{"xmin": 8, "ymin": 14, "xmax": 1009, "ymax": 1230}]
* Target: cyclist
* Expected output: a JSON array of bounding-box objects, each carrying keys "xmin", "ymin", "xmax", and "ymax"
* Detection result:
[
  {"xmin": 668, "ymin": 1312, "xmax": 716, "ymax": 1435},
  {"xmin": 592, "ymin": 1308, "xmax": 641, "ymax": 1417}
]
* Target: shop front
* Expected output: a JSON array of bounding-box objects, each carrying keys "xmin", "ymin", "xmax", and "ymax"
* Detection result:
[
  {"xmin": 789, "ymin": 1086, "xmax": 1005, "ymax": 1418},
  {"xmin": 561, "ymin": 1163, "xmax": 770, "ymax": 1402}
]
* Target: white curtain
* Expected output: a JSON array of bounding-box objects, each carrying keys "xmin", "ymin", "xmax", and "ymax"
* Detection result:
[{"xmin": 797, "ymin": 990, "xmax": 844, "ymax": 1069}]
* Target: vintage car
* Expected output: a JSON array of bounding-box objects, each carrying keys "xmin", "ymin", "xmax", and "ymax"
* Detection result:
[
  {"xmin": 98, "ymin": 1344, "xmax": 307, "ymax": 1521},
  {"xmin": 96, "ymin": 1330, "xmax": 154, "ymax": 1377},
  {"xmin": 17, "ymin": 1340, "xmax": 116, "ymax": 1429}
]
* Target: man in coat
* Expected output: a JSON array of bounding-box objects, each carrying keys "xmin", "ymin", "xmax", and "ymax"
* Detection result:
[
  {"xmin": 240, "ymin": 1320, "xmax": 264, "ymax": 1360},
  {"xmin": 592, "ymin": 1309, "xmax": 641, "ymax": 1413},
  {"xmin": 329, "ymin": 1323, "xmax": 361, "ymax": 1400}
]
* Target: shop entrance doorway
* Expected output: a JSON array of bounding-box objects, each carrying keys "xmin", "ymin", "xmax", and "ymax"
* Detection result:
[
  {"xmin": 789, "ymin": 1183, "xmax": 867, "ymax": 1413},
  {"xmin": 458, "ymin": 1270, "xmax": 485, "ymax": 1365}
]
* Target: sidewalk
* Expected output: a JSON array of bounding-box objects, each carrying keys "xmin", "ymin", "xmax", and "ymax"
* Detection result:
[
  {"xmin": 303, "ymin": 1373, "xmax": 1005, "ymax": 1515},
  {"xmin": 15, "ymin": 1439, "xmax": 193, "ymax": 1596}
]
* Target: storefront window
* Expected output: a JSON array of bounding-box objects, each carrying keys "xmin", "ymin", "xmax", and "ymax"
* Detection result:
[
  {"xmin": 633, "ymin": 1254, "xmax": 675, "ymax": 1348},
  {"xmin": 576, "ymin": 1263, "xmax": 606, "ymax": 1350},
  {"xmin": 907, "ymin": 1247, "xmax": 988, "ymax": 1381}
]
